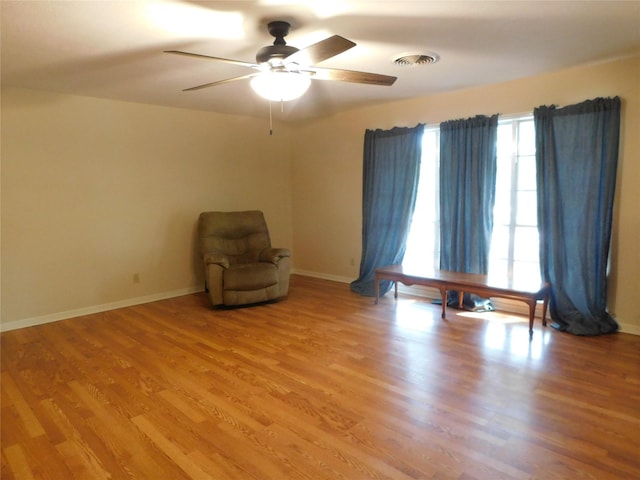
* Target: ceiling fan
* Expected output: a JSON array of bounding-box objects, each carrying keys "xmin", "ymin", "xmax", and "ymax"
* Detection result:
[{"xmin": 165, "ymin": 21, "xmax": 397, "ymax": 102}]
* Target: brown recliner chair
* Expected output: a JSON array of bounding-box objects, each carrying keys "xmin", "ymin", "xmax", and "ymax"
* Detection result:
[{"xmin": 198, "ymin": 210, "xmax": 291, "ymax": 307}]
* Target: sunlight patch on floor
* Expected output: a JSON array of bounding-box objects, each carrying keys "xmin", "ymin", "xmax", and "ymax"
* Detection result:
[
  {"xmin": 457, "ymin": 310, "xmax": 527, "ymax": 324},
  {"xmin": 481, "ymin": 321, "xmax": 552, "ymax": 360},
  {"xmin": 392, "ymin": 300, "xmax": 437, "ymax": 332},
  {"xmin": 390, "ymin": 299, "xmax": 554, "ymax": 359}
]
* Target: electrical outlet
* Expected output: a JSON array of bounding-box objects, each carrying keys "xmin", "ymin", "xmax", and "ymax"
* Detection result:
[{"xmin": 133, "ymin": 273, "xmax": 140, "ymax": 284}]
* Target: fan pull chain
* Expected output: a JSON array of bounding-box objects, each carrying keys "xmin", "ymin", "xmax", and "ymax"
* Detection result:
[{"xmin": 267, "ymin": 100, "xmax": 286, "ymax": 136}]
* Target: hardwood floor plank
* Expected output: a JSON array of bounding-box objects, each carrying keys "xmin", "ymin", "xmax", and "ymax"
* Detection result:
[
  {"xmin": 1, "ymin": 373, "xmax": 46, "ymax": 439},
  {"xmin": 2, "ymin": 275, "xmax": 640, "ymax": 479},
  {"xmin": 131, "ymin": 414, "xmax": 214, "ymax": 480},
  {"xmin": 3, "ymin": 444, "xmax": 36, "ymax": 480}
]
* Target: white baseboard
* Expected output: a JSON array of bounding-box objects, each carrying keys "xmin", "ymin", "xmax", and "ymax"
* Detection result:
[
  {"xmin": 0, "ymin": 287, "xmax": 204, "ymax": 333},
  {"xmin": 291, "ymin": 269, "xmax": 353, "ymax": 285},
  {"xmin": 618, "ymin": 323, "xmax": 640, "ymax": 336}
]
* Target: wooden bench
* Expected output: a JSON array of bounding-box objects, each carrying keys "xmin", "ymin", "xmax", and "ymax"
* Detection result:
[{"xmin": 374, "ymin": 264, "xmax": 550, "ymax": 336}]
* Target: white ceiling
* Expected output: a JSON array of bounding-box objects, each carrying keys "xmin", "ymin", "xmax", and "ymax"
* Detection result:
[{"xmin": 2, "ymin": 1, "xmax": 639, "ymax": 121}]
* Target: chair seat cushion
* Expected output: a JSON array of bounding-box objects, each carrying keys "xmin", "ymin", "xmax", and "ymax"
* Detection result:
[{"xmin": 223, "ymin": 263, "xmax": 278, "ymax": 291}]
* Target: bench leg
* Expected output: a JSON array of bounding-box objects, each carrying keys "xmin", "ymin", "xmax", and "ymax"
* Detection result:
[
  {"xmin": 440, "ymin": 289, "xmax": 447, "ymax": 319},
  {"xmin": 527, "ymin": 302, "xmax": 536, "ymax": 337},
  {"xmin": 541, "ymin": 296, "xmax": 549, "ymax": 327}
]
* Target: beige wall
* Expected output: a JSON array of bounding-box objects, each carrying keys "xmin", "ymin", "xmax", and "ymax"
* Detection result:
[
  {"xmin": 2, "ymin": 56, "xmax": 638, "ymax": 334},
  {"xmin": 291, "ymin": 55, "xmax": 640, "ymax": 334},
  {"xmin": 1, "ymin": 89, "xmax": 292, "ymax": 328}
]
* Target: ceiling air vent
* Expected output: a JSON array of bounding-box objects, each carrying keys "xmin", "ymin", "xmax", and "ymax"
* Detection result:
[{"xmin": 393, "ymin": 53, "xmax": 439, "ymax": 66}]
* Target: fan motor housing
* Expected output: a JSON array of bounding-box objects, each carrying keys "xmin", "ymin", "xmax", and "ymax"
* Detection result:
[
  {"xmin": 256, "ymin": 21, "xmax": 298, "ymax": 64},
  {"xmin": 256, "ymin": 45, "xmax": 299, "ymax": 64}
]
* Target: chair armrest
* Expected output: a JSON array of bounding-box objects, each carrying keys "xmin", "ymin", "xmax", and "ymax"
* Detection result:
[
  {"xmin": 203, "ymin": 251, "xmax": 230, "ymax": 269},
  {"xmin": 260, "ymin": 248, "xmax": 291, "ymax": 265}
]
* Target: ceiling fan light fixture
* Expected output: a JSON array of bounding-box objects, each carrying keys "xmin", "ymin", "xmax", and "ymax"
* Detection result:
[
  {"xmin": 168, "ymin": 20, "xmax": 395, "ymax": 99},
  {"xmin": 250, "ymin": 71, "xmax": 311, "ymax": 102}
]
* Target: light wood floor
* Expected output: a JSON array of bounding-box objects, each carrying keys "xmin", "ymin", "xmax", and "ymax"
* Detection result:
[{"xmin": 2, "ymin": 275, "xmax": 639, "ymax": 479}]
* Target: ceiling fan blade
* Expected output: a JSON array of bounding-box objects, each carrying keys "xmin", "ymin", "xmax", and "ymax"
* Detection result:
[
  {"xmin": 309, "ymin": 67, "xmax": 397, "ymax": 86},
  {"xmin": 284, "ymin": 35, "xmax": 356, "ymax": 66},
  {"xmin": 182, "ymin": 73, "xmax": 257, "ymax": 91},
  {"xmin": 164, "ymin": 50, "xmax": 257, "ymax": 69}
]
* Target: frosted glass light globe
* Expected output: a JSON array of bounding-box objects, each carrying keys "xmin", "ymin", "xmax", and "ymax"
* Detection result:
[{"xmin": 250, "ymin": 71, "xmax": 311, "ymax": 102}]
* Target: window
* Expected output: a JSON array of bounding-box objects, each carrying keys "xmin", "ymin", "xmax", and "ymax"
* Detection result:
[
  {"xmin": 404, "ymin": 115, "xmax": 540, "ymax": 288},
  {"xmin": 489, "ymin": 116, "xmax": 540, "ymax": 288},
  {"xmin": 403, "ymin": 127, "xmax": 439, "ymax": 270}
]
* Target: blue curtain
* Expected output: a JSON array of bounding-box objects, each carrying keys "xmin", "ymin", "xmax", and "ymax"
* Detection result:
[
  {"xmin": 350, "ymin": 125, "xmax": 423, "ymax": 296},
  {"xmin": 439, "ymin": 115, "xmax": 498, "ymax": 275},
  {"xmin": 534, "ymin": 97, "xmax": 621, "ymax": 335}
]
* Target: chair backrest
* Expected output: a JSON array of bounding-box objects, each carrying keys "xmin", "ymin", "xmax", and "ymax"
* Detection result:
[{"xmin": 198, "ymin": 211, "xmax": 272, "ymax": 264}]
